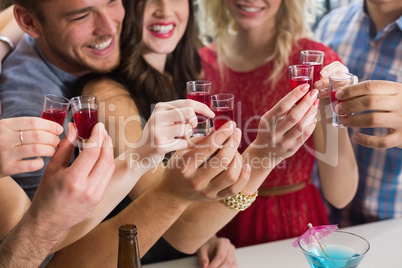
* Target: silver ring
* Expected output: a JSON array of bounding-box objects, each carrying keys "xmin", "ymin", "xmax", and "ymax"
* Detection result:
[{"xmin": 20, "ymin": 130, "xmax": 24, "ymax": 145}]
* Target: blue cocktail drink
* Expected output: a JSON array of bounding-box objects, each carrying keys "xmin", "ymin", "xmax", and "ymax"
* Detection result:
[{"xmin": 299, "ymin": 231, "xmax": 370, "ymax": 268}]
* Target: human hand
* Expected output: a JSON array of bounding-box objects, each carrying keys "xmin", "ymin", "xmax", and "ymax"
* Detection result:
[
  {"xmin": 197, "ymin": 236, "xmax": 237, "ymax": 268},
  {"xmin": 314, "ymin": 61, "xmax": 354, "ymax": 98},
  {"xmin": 139, "ymin": 99, "xmax": 215, "ymax": 165},
  {"xmin": 29, "ymin": 122, "xmax": 115, "ymax": 234},
  {"xmin": 159, "ymin": 121, "xmax": 251, "ymax": 203},
  {"xmin": 0, "ymin": 117, "xmax": 63, "ymax": 178},
  {"xmin": 253, "ymin": 84, "xmax": 319, "ymax": 166},
  {"xmin": 334, "ymin": 80, "xmax": 402, "ymax": 148}
]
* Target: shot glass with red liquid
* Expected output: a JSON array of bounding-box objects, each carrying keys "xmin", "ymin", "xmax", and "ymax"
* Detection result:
[
  {"xmin": 211, "ymin": 93, "xmax": 234, "ymax": 131},
  {"xmin": 186, "ymin": 80, "xmax": 212, "ymax": 136},
  {"xmin": 70, "ymin": 96, "xmax": 98, "ymax": 151},
  {"xmin": 329, "ymin": 72, "xmax": 354, "ymax": 128},
  {"xmin": 289, "ymin": 64, "xmax": 313, "ymax": 105},
  {"xmin": 300, "ymin": 50, "xmax": 324, "ymax": 86},
  {"xmin": 41, "ymin": 94, "xmax": 70, "ymax": 126}
]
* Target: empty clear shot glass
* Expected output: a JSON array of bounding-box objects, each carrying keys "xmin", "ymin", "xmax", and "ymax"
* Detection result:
[
  {"xmin": 329, "ymin": 72, "xmax": 354, "ymax": 128},
  {"xmin": 186, "ymin": 80, "xmax": 212, "ymax": 136}
]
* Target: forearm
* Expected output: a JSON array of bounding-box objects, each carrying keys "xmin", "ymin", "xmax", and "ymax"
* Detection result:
[
  {"xmin": 164, "ymin": 146, "xmax": 272, "ymax": 253},
  {"xmin": 316, "ymin": 126, "xmax": 358, "ymax": 208},
  {"xmin": 47, "ymin": 183, "xmax": 191, "ymax": 267},
  {"xmin": 0, "ymin": 6, "xmax": 23, "ymax": 59},
  {"xmin": 164, "ymin": 200, "xmax": 236, "ymax": 254},
  {"xmin": 52, "ymin": 149, "xmax": 153, "ymax": 253},
  {"xmin": 0, "ymin": 208, "xmax": 63, "ymax": 268}
]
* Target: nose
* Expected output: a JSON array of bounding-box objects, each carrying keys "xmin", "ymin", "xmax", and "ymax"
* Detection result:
[
  {"xmin": 93, "ymin": 10, "xmax": 117, "ymax": 36},
  {"xmin": 154, "ymin": 0, "xmax": 173, "ymax": 18}
]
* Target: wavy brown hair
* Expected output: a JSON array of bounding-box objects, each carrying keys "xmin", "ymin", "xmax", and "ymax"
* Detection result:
[{"xmin": 112, "ymin": 0, "xmax": 202, "ymax": 120}]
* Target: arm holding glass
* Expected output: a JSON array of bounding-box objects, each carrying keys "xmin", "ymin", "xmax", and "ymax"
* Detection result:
[
  {"xmin": 163, "ymin": 84, "xmax": 319, "ymax": 253},
  {"xmin": 46, "ymin": 79, "xmax": 249, "ymax": 267},
  {"xmin": 311, "ymin": 61, "xmax": 359, "ymax": 208},
  {"xmin": 0, "ymin": 122, "xmax": 115, "ymax": 268}
]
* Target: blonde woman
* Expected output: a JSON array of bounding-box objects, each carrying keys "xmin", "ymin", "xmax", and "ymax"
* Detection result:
[{"xmin": 197, "ymin": 0, "xmax": 358, "ymax": 247}]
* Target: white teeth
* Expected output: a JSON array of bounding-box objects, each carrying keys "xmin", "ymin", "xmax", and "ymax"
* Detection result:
[
  {"xmin": 239, "ymin": 6, "xmax": 262, "ymax": 13},
  {"xmin": 92, "ymin": 39, "xmax": 112, "ymax": 50},
  {"xmin": 148, "ymin": 24, "xmax": 174, "ymax": 34}
]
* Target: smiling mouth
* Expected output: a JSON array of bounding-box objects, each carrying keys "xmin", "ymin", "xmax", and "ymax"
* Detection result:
[
  {"xmin": 89, "ymin": 38, "xmax": 112, "ymax": 50},
  {"xmin": 148, "ymin": 24, "xmax": 175, "ymax": 34},
  {"xmin": 238, "ymin": 5, "xmax": 264, "ymax": 13}
]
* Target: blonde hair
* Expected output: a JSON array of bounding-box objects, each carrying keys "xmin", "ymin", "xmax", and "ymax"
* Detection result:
[{"xmin": 197, "ymin": 0, "xmax": 316, "ymax": 85}]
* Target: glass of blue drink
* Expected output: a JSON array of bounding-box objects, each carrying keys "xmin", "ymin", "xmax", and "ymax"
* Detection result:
[{"xmin": 299, "ymin": 231, "xmax": 370, "ymax": 268}]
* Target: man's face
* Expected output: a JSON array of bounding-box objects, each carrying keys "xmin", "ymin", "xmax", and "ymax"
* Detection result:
[{"xmin": 36, "ymin": 0, "xmax": 125, "ymax": 76}]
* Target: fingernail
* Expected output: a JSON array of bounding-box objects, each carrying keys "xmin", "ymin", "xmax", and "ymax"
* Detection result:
[
  {"xmin": 335, "ymin": 103, "xmax": 342, "ymax": 114},
  {"xmin": 315, "ymin": 81, "xmax": 324, "ymax": 88},
  {"xmin": 321, "ymin": 69, "xmax": 328, "ymax": 77},
  {"xmin": 313, "ymin": 99, "xmax": 320, "ymax": 109},
  {"xmin": 320, "ymin": 88, "xmax": 329, "ymax": 98},
  {"xmin": 310, "ymin": 89, "xmax": 318, "ymax": 99},
  {"xmin": 301, "ymin": 83, "xmax": 310, "ymax": 92},
  {"xmin": 245, "ymin": 163, "xmax": 251, "ymax": 171},
  {"xmin": 187, "ymin": 124, "xmax": 193, "ymax": 135},
  {"xmin": 229, "ymin": 121, "xmax": 235, "ymax": 130},
  {"xmin": 235, "ymin": 128, "xmax": 242, "ymax": 137},
  {"xmin": 335, "ymin": 90, "xmax": 344, "ymax": 99}
]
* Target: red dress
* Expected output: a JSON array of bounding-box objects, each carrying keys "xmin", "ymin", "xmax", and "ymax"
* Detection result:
[{"xmin": 200, "ymin": 39, "xmax": 342, "ymax": 247}]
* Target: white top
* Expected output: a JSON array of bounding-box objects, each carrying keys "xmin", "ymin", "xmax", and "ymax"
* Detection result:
[{"xmin": 144, "ymin": 218, "xmax": 402, "ymax": 268}]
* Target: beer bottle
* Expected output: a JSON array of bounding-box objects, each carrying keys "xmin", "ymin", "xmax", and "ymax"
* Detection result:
[{"xmin": 117, "ymin": 224, "xmax": 142, "ymax": 268}]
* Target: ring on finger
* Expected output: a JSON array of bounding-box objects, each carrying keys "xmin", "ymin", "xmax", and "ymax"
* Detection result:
[{"xmin": 20, "ymin": 130, "xmax": 24, "ymax": 145}]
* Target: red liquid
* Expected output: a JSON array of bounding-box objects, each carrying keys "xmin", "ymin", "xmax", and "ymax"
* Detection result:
[
  {"xmin": 41, "ymin": 109, "xmax": 67, "ymax": 126},
  {"xmin": 212, "ymin": 107, "xmax": 234, "ymax": 130},
  {"xmin": 330, "ymin": 91, "xmax": 345, "ymax": 115},
  {"xmin": 290, "ymin": 76, "xmax": 313, "ymax": 105},
  {"xmin": 73, "ymin": 109, "xmax": 98, "ymax": 139},
  {"xmin": 188, "ymin": 92, "xmax": 211, "ymax": 123},
  {"xmin": 303, "ymin": 62, "xmax": 323, "ymax": 85}
]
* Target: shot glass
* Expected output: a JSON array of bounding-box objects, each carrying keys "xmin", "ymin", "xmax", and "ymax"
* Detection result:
[
  {"xmin": 186, "ymin": 80, "xmax": 212, "ymax": 136},
  {"xmin": 70, "ymin": 96, "xmax": 98, "ymax": 151},
  {"xmin": 289, "ymin": 64, "xmax": 313, "ymax": 105},
  {"xmin": 301, "ymin": 50, "xmax": 325, "ymax": 85},
  {"xmin": 329, "ymin": 72, "xmax": 354, "ymax": 128},
  {"xmin": 41, "ymin": 94, "xmax": 70, "ymax": 126},
  {"xmin": 211, "ymin": 93, "xmax": 234, "ymax": 131}
]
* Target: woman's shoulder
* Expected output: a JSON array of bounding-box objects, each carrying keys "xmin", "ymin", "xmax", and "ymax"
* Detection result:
[{"xmin": 83, "ymin": 77, "xmax": 131, "ymax": 101}]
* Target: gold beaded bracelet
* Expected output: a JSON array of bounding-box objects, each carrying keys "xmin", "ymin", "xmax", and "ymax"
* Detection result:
[{"xmin": 222, "ymin": 191, "xmax": 258, "ymax": 211}]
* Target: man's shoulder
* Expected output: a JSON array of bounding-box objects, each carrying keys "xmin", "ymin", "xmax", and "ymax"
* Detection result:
[{"xmin": 317, "ymin": 2, "xmax": 362, "ymax": 32}]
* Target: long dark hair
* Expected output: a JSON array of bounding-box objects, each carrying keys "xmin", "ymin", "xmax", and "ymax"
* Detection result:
[{"xmin": 112, "ymin": 0, "xmax": 202, "ymax": 120}]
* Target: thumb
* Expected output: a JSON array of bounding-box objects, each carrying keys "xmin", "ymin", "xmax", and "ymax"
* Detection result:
[{"xmin": 49, "ymin": 123, "xmax": 78, "ymax": 167}]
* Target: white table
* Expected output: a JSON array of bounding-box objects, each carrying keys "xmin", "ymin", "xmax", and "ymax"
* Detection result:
[{"xmin": 144, "ymin": 218, "xmax": 402, "ymax": 268}]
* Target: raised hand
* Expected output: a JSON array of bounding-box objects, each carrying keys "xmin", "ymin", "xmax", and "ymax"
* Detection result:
[
  {"xmin": 197, "ymin": 236, "xmax": 237, "ymax": 268},
  {"xmin": 252, "ymin": 84, "xmax": 319, "ymax": 167},
  {"xmin": 30, "ymin": 122, "xmax": 115, "ymax": 234},
  {"xmin": 137, "ymin": 99, "xmax": 215, "ymax": 165},
  {"xmin": 0, "ymin": 117, "xmax": 63, "ymax": 178},
  {"xmin": 334, "ymin": 80, "xmax": 402, "ymax": 149},
  {"xmin": 158, "ymin": 121, "xmax": 251, "ymax": 203}
]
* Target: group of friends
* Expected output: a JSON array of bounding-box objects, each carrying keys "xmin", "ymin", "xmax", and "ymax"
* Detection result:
[{"xmin": 0, "ymin": 0, "xmax": 400, "ymax": 267}]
